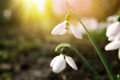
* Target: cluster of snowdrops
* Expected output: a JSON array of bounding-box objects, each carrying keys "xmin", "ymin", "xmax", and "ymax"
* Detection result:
[{"xmin": 49, "ymin": 1, "xmax": 120, "ymax": 80}]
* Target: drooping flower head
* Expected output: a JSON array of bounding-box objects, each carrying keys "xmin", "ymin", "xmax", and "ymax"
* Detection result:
[
  {"xmin": 105, "ymin": 16, "xmax": 120, "ymax": 60},
  {"xmin": 50, "ymin": 54, "xmax": 78, "ymax": 73},
  {"xmin": 106, "ymin": 16, "xmax": 120, "ymax": 41},
  {"xmin": 105, "ymin": 34, "xmax": 120, "ymax": 51},
  {"xmin": 105, "ymin": 34, "xmax": 120, "ymax": 59},
  {"xmin": 51, "ymin": 14, "xmax": 82, "ymax": 39},
  {"xmin": 106, "ymin": 22, "xmax": 120, "ymax": 41}
]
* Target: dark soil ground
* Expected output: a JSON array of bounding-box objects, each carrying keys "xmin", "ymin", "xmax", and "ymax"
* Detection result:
[{"xmin": 0, "ymin": 25, "xmax": 120, "ymax": 80}]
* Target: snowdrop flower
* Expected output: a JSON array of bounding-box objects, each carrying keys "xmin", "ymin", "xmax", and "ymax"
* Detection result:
[
  {"xmin": 50, "ymin": 54, "xmax": 78, "ymax": 73},
  {"xmin": 106, "ymin": 22, "xmax": 120, "ymax": 41},
  {"xmin": 51, "ymin": 20, "xmax": 82, "ymax": 39},
  {"xmin": 105, "ymin": 34, "xmax": 120, "ymax": 51},
  {"xmin": 82, "ymin": 18, "xmax": 98, "ymax": 31},
  {"xmin": 105, "ymin": 34, "xmax": 120, "ymax": 59}
]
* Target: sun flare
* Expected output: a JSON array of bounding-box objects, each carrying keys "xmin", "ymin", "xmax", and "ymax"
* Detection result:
[
  {"xmin": 9, "ymin": 0, "xmax": 53, "ymax": 33},
  {"xmin": 17, "ymin": 0, "xmax": 48, "ymax": 24},
  {"xmin": 23, "ymin": 0, "xmax": 46, "ymax": 13}
]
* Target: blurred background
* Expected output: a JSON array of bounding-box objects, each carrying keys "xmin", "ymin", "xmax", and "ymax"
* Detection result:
[{"xmin": 0, "ymin": 0, "xmax": 120, "ymax": 80}]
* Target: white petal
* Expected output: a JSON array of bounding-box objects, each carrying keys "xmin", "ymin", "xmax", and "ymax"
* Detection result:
[
  {"xmin": 50, "ymin": 55, "xmax": 61, "ymax": 67},
  {"xmin": 70, "ymin": 25, "xmax": 82, "ymax": 39},
  {"xmin": 65, "ymin": 56, "xmax": 78, "ymax": 70},
  {"xmin": 108, "ymin": 37, "xmax": 115, "ymax": 41},
  {"xmin": 51, "ymin": 21, "xmax": 67, "ymax": 35},
  {"xmin": 108, "ymin": 33, "xmax": 120, "ymax": 41},
  {"xmin": 114, "ymin": 34, "xmax": 120, "ymax": 41},
  {"xmin": 106, "ymin": 22, "xmax": 120, "ymax": 39},
  {"xmin": 52, "ymin": 54, "xmax": 66, "ymax": 73},
  {"xmin": 105, "ymin": 41, "xmax": 120, "ymax": 51}
]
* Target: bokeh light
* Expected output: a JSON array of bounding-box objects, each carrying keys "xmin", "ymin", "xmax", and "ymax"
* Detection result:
[{"xmin": 3, "ymin": 9, "xmax": 12, "ymax": 19}]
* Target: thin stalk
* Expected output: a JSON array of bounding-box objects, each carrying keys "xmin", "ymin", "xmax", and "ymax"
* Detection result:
[
  {"xmin": 55, "ymin": 43, "xmax": 101, "ymax": 80},
  {"xmin": 65, "ymin": 2, "xmax": 115, "ymax": 80},
  {"xmin": 69, "ymin": 45, "xmax": 102, "ymax": 80}
]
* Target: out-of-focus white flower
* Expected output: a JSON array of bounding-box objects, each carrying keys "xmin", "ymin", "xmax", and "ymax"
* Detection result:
[
  {"xmin": 105, "ymin": 41, "xmax": 120, "ymax": 51},
  {"xmin": 82, "ymin": 18, "xmax": 98, "ymax": 31},
  {"xmin": 106, "ymin": 22, "xmax": 120, "ymax": 41},
  {"xmin": 50, "ymin": 54, "xmax": 78, "ymax": 73},
  {"xmin": 105, "ymin": 34, "xmax": 120, "ymax": 59},
  {"xmin": 105, "ymin": 34, "xmax": 120, "ymax": 51},
  {"xmin": 107, "ymin": 15, "xmax": 118, "ymax": 22},
  {"xmin": 51, "ymin": 20, "xmax": 82, "ymax": 39},
  {"xmin": 77, "ymin": 18, "xmax": 99, "ymax": 33}
]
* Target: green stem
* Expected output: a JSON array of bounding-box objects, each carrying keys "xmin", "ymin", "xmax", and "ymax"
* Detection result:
[
  {"xmin": 69, "ymin": 45, "xmax": 101, "ymax": 80},
  {"xmin": 55, "ymin": 43, "xmax": 101, "ymax": 80},
  {"xmin": 65, "ymin": 2, "xmax": 115, "ymax": 80}
]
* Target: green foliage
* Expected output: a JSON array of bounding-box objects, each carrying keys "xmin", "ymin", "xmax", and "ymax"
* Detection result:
[
  {"xmin": 0, "ymin": 73, "xmax": 12, "ymax": 80},
  {"xmin": 117, "ymin": 75, "xmax": 120, "ymax": 80},
  {"xmin": 0, "ymin": 34, "xmax": 43, "ymax": 62},
  {"xmin": 0, "ymin": 50, "xmax": 9, "ymax": 62}
]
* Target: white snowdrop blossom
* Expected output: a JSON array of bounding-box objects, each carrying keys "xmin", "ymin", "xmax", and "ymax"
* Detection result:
[
  {"xmin": 50, "ymin": 54, "xmax": 78, "ymax": 73},
  {"xmin": 105, "ymin": 20, "xmax": 120, "ymax": 59},
  {"xmin": 105, "ymin": 34, "xmax": 120, "ymax": 59},
  {"xmin": 106, "ymin": 22, "xmax": 120, "ymax": 41},
  {"xmin": 51, "ymin": 20, "xmax": 82, "ymax": 39}
]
